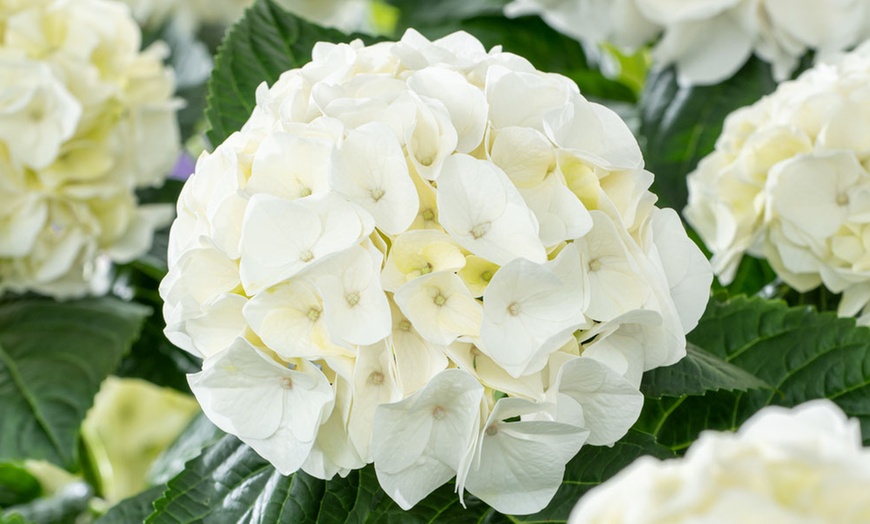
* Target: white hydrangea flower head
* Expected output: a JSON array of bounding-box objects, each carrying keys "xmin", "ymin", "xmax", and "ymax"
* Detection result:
[
  {"xmin": 0, "ymin": 0, "xmax": 180, "ymax": 299},
  {"xmin": 505, "ymin": 0, "xmax": 870, "ymax": 85},
  {"xmin": 161, "ymin": 29, "xmax": 712, "ymax": 515},
  {"xmin": 568, "ymin": 399, "xmax": 870, "ymax": 523},
  {"xmin": 120, "ymin": 0, "xmax": 374, "ymax": 34},
  {"xmin": 685, "ymin": 43, "xmax": 870, "ymax": 323}
]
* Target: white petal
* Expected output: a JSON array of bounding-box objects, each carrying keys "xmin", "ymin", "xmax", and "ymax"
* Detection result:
[
  {"xmin": 329, "ymin": 122, "xmax": 418, "ymax": 234},
  {"xmin": 552, "ymin": 356, "xmax": 643, "ymax": 445},
  {"xmin": 574, "ymin": 211, "xmax": 649, "ymax": 322},
  {"xmin": 460, "ymin": 397, "xmax": 589, "ymax": 515},
  {"xmin": 647, "ymin": 208, "xmax": 712, "ymax": 333},
  {"xmin": 238, "ymin": 193, "xmax": 374, "ymax": 294},
  {"xmin": 348, "ymin": 339, "xmax": 402, "ymax": 461},
  {"xmin": 243, "ymin": 280, "xmax": 348, "ymax": 359},
  {"xmin": 655, "ymin": 14, "xmax": 753, "ymax": 86},
  {"xmin": 381, "ymin": 229, "xmax": 466, "ymax": 292},
  {"xmin": 438, "ymin": 154, "xmax": 546, "ymax": 265},
  {"xmin": 248, "ymin": 132, "xmax": 332, "ymax": 200},
  {"xmin": 480, "ymin": 255, "xmax": 586, "ymax": 377},
  {"xmin": 767, "ymin": 152, "xmax": 862, "ymax": 239},
  {"xmin": 519, "ymin": 175, "xmax": 593, "ymax": 247},
  {"xmin": 543, "ymin": 93, "xmax": 643, "ymax": 171},
  {"xmin": 486, "ymin": 67, "xmax": 574, "ymax": 130},
  {"xmin": 407, "ymin": 67, "xmax": 488, "ymax": 154},
  {"xmin": 310, "ymin": 245, "xmax": 392, "ymax": 346},
  {"xmin": 390, "ymin": 299, "xmax": 450, "ymax": 395},
  {"xmin": 186, "ymin": 293, "xmax": 248, "ymax": 359},
  {"xmin": 243, "ymin": 359, "xmax": 335, "ymax": 475},
  {"xmin": 373, "ymin": 369, "xmax": 484, "ymax": 509},
  {"xmin": 394, "ymin": 270, "xmax": 483, "ymax": 346}
]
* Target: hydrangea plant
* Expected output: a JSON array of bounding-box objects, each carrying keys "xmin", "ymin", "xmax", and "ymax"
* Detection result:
[
  {"xmin": 505, "ymin": 0, "xmax": 870, "ymax": 85},
  {"xmin": 686, "ymin": 43, "xmax": 870, "ymax": 323},
  {"xmin": 160, "ymin": 28, "xmax": 711, "ymax": 514},
  {"xmin": 0, "ymin": 0, "xmax": 179, "ymax": 298},
  {"xmin": 569, "ymin": 400, "xmax": 870, "ymax": 523}
]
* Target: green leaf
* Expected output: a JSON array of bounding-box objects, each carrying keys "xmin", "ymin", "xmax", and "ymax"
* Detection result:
[
  {"xmin": 147, "ymin": 430, "xmax": 672, "ymax": 523},
  {"xmin": 0, "ymin": 298, "xmax": 149, "ymax": 469},
  {"xmin": 636, "ymin": 295, "xmax": 870, "ymax": 450},
  {"xmin": 146, "ymin": 434, "xmax": 331, "ymax": 523},
  {"xmin": 0, "ymin": 464, "xmax": 41, "ymax": 509},
  {"xmin": 2, "ymin": 482, "xmax": 92, "ymax": 524},
  {"xmin": 640, "ymin": 57, "xmax": 777, "ymax": 211},
  {"xmin": 147, "ymin": 414, "xmax": 223, "ymax": 486},
  {"xmin": 408, "ymin": 15, "xmax": 636, "ymax": 103},
  {"xmin": 205, "ymin": 0, "xmax": 377, "ymax": 146},
  {"xmin": 640, "ymin": 343, "xmax": 770, "ymax": 398},
  {"xmin": 95, "ymin": 485, "xmax": 165, "ymax": 524}
]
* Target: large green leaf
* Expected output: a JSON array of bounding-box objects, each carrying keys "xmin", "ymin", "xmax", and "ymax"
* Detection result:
[
  {"xmin": 641, "ymin": 57, "xmax": 777, "ymax": 211},
  {"xmin": 0, "ymin": 298, "xmax": 149, "ymax": 470},
  {"xmin": 205, "ymin": 0, "xmax": 376, "ymax": 147},
  {"xmin": 640, "ymin": 343, "xmax": 770, "ymax": 398},
  {"xmin": 95, "ymin": 485, "xmax": 166, "ymax": 524},
  {"xmin": 147, "ymin": 414, "xmax": 223, "ymax": 486},
  {"xmin": 635, "ymin": 295, "xmax": 870, "ymax": 450},
  {"xmin": 146, "ymin": 431, "xmax": 671, "ymax": 523}
]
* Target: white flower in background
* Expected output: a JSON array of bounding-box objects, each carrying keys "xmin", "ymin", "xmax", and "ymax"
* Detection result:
[
  {"xmin": 686, "ymin": 43, "xmax": 870, "ymax": 324},
  {"xmin": 505, "ymin": 0, "xmax": 870, "ymax": 85},
  {"xmin": 120, "ymin": 0, "xmax": 374, "ymax": 33},
  {"xmin": 0, "ymin": 0, "xmax": 179, "ymax": 299},
  {"xmin": 162, "ymin": 29, "xmax": 712, "ymax": 514},
  {"xmin": 568, "ymin": 400, "xmax": 870, "ymax": 523}
]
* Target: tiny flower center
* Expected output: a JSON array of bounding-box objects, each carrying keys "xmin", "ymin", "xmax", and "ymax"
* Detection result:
[
  {"xmin": 420, "ymin": 262, "xmax": 433, "ymax": 275},
  {"xmin": 368, "ymin": 371, "xmax": 384, "ymax": 385},
  {"xmin": 422, "ymin": 208, "xmax": 435, "ymax": 221},
  {"xmin": 299, "ymin": 187, "xmax": 313, "ymax": 197},
  {"xmin": 345, "ymin": 292, "xmax": 360, "ymax": 307},
  {"xmin": 370, "ymin": 188, "xmax": 385, "ymax": 202},
  {"xmin": 485, "ymin": 425, "xmax": 499, "ymax": 436},
  {"xmin": 507, "ymin": 302, "xmax": 521, "ymax": 316},
  {"xmin": 470, "ymin": 222, "xmax": 491, "ymax": 239},
  {"xmin": 480, "ymin": 270, "xmax": 493, "ymax": 282},
  {"xmin": 307, "ymin": 307, "xmax": 321, "ymax": 322},
  {"xmin": 432, "ymin": 406, "xmax": 446, "ymax": 420},
  {"xmin": 29, "ymin": 104, "xmax": 45, "ymax": 121},
  {"xmin": 398, "ymin": 319, "xmax": 412, "ymax": 331},
  {"xmin": 837, "ymin": 193, "xmax": 849, "ymax": 206},
  {"xmin": 433, "ymin": 293, "xmax": 447, "ymax": 307},
  {"xmin": 588, "ymin": 258, "xmax": 602, "ymax": 272},
  {"xmin": 280, "ymin": 377, "xmax": 293, "ymax": 389},
  {"xmin": 299, "ymin": 250, "xmax": 314, "ymax": 263}
]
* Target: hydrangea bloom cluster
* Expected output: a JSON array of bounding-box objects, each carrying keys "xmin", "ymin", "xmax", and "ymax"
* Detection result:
[
  {"xmin": 568, "ymin": 400, "xmax": 870, "ymax": 523},
  {"xmin": 121, "ymin": 0, "xmax": 373, "ymax": 33},
  {"xmin": 505, "ymin": 0, "xmax": 870, "ymax": 85},
  {"xmin": 160, "ymin": 29, "xmax": 712, "ymax": 514},
  {"xmin": 0, "ymin": 0, "xmax": 180, "ymax": 298},
  {"xmin": 686, "ymin": 43, "xmax": 870, "ymax": 322}
]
